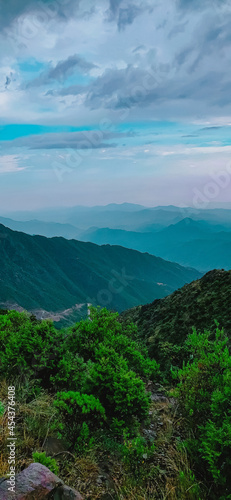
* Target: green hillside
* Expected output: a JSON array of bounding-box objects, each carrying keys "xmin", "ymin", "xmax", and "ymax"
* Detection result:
[
  {"xmin": 121, "ymin": 269, "xmax": 231, "ymax": 367},
  {"xmin": 0, "ymin": 224, "xmax": 201, "ymax": 325}
]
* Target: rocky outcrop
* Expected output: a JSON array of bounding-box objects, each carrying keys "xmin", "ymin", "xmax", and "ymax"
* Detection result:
[{"xmin": 0, "ymin": 463, "xmax": 83, "ymax": 499}]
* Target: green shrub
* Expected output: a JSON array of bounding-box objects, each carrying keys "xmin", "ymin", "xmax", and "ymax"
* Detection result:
[
  {"xmin": 54, "ymin": 391, "xmax": 106, "ymax": 451},
  {"xmin": 86, "ymin": 344, "xmax": 150, "ymax": 427},
  {"xmin": 108, "ymin": 333, "xmax": 160, "ymax": 381},
  {"xmin": 67, "ymin": 307, "xmax": 123, "ymax": 361},
  {"xmin": 0, "ymin": 311, "xmax": 87, "ymax": 392},
  {"xmin": 67, "ymin": 307, "xmax": 159, "ymax": 382},
  {"xmin": 32, "ymin": 451, "xmax": 59, "ymax": 475},
  {"xmin": 176, "ymin": 326, "xmax": 231, "ymax": 497}
]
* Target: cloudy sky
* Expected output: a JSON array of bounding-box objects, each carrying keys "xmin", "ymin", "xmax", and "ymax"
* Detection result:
[{"xmin": 0, "ymin": 0, "xmax": 231, "ymax": 210}]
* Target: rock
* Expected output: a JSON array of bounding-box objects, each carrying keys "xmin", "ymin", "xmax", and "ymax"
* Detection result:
[
  {"xmin": 0, "ymin": 463, "xmax": 83, "ymax": 500},
  {"xmin": 43, "ymin": 437, "xmax": 69, "ymax": 456},
  {"xmin": 0, "ymin": 463, "xmax": 62, "ymax": 499},
  {"xmin": 53, "ymin": 484, "xmax": 83, "ymax": 499}
]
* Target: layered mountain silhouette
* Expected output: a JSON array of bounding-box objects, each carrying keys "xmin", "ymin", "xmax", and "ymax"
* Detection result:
[
  {"xmin": 1, "ymin": 205, "xmax": 231, "ymax": 272},
  {"xmin": 80, "ymin": 218, "xmax": 231, "ymax": 271},
  {"xmin": 0, "ymin": 216, "xmax": 81, "ymax": 240},
  {"xmin": 4, "ymin": 204, "xmax": 231, "ymax": 231}
]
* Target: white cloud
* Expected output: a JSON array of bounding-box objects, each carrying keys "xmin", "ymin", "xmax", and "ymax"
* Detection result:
[{"xmin": 0, "ymin": 155, "xmax": 26, "ymax": 173}]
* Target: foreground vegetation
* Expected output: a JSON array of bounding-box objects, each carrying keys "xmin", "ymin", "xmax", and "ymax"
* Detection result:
[{"xmin": 0, "ymin": 307, "xmax": 231, "ymax": 499}]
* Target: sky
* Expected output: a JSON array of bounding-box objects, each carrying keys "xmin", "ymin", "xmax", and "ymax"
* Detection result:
[{"xmin": 0, "ymin": 0, "xmax": 231, "ymax": 211}]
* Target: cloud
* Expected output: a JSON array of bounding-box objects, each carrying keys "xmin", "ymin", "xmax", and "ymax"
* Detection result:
[
  {"xmin": 0, "ymin": 155, "xmax": 26, "ymax": 173},
  {"xmin": 199, "ymin": 126, "xmax": 224, "ymax": 132},
  {"xmin": 71, "ymin": 59, "xmax": 231, "ymax": 120},
  {"xmin": 168, "ymin": 21, "xmax": 188, "ymax": 39},
  {"xmin": 1, "ymin": 0, "xmax": 153, "ymax": 34},
  {"xmin": 48, "ymin": 54, "xmax": 96, "ymax": 80},
  {"xmin": 47, "ymin": 84, "xmax": 85, "ymax": 97},
  {"xmin": 84, "ymin": 65, "xmax": 160, "ymax": 109},
  {"xmin": 0, "ymin": 131, "xmax": 122, "ymax": 150},
  {"xmin": 107, "ymin": 0, "xmax": 154, "ymax": 30},
  {"xmin": 132, "ymin": 44, "xmax": 146, "ymax": 53},
  {"xmin": 5, "ymin": 76, "xmax": 11, "ymax": 89},
  {"xmin": 26, "ymin": 54, "xmax": 96, "ymax": 88},
  {"xmin": 1, "ymin": 0, "xmax": 231, "ymax": 128},
  {"xmin": 108, "ymin": 0, "xmax": 123, "ymax": 16},
  {"xmin": 177, "ymin": 0, "xmax": 221, "ymax": 9},
  {"xmin": 117, "ymin": 5, "xmax": 142, "ymax": 30}
]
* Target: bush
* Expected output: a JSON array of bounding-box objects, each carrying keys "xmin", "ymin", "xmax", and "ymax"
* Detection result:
[
  {"xmin": 54, "ymin": 391, "xmax": 106, "ymax": 451},
  {"xmin": 175, "ymin": 326, "xmax": 231, "ymax": 497},
  {"xmin": 66, "ymin": 307, "xmax": 159, "ymax": 382},
  {"xmin": 0, "ymin": 311, "xmax": 87, "ymax": 392},
  {"xmin": 65, "ymin": 307, "xmax": 155, "ymax": 433},
  {"xmin": 67, "ymin": 307, "xmax": 124, "ymax": 361},
  {"xmin": 108, "ymin": 333, "xmax": 160, "ymax": 381},
  {"xmin": 86, "ymin": 344, "xmax": 150, "ymax": 427},
  {"xmin": 32, "ymin": 451, "xmax": 59, "ymax": 475}
]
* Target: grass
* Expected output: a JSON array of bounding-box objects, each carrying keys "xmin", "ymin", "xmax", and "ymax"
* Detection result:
[{"xmin": 0, "ymin": 377, "xmax": 204, "ymax": 499}]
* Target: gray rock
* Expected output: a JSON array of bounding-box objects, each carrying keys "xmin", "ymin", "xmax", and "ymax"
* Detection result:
[
  {"xmin": 0, "ymin": 463, "xmax": 62, "ymax": 499},
  {"xmin": 0, "ymin": 463, "xmax": 83, "ymax": 500}
]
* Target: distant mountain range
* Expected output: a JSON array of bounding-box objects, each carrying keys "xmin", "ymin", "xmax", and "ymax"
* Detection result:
[
  {"xmin": 0, "ymin": 223, "xmax": 201, "ymax": 327},
  {"xmin": 121, "ymin": 269, "xmax": 231, "ymax": 366},
  {"xmin": 3, "ymin": 203, "xmax": 231, "ymax": 231},
  {"xmin": 0, "ymin": 216, "xmax": 81, "ymax": 240},
  {"xmin": 80, "ymin": 218, "xmax": 231, "ymax": 271},
  {"xmin": 1, "ymin": 204, "xmax": 230, "ymax": 273}
]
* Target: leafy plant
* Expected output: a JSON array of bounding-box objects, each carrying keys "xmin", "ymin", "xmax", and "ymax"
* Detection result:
[{"xmin": 32, "ymin": 451, "xmax": 59, "ymax": 475}]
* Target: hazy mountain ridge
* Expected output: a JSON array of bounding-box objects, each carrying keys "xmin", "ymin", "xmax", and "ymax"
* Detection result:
[
  {"xmin": 0, "ymin": 216, "xmax": 81, "ymax": 239},
  {"xmin": 3, "ymin": 204, "xmax": 231, "ymax": 230},
  {"xmin": 79, "ymin": 218, "xmax": 231, "ymax": 271}
]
